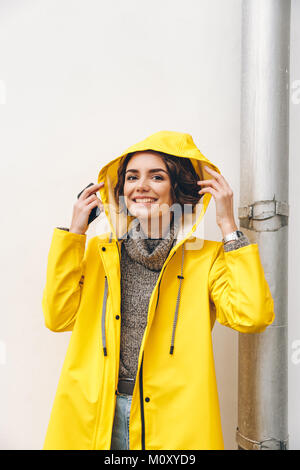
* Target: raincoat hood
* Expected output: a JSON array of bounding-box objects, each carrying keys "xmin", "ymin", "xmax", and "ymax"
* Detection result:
[{"xmin": 96, "ymin": 130, "xmax": 221, "ymax": 249}]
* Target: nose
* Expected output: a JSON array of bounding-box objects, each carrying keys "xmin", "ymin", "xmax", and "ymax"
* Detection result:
[{"xmin": 136, "ymin": 176, "xmax": 150, "ymax": 192}]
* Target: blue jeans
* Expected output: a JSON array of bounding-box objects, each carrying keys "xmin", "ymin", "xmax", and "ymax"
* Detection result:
[{"xmin": 110, "ymin": 393, "xmax": 132, "ymax": 450}]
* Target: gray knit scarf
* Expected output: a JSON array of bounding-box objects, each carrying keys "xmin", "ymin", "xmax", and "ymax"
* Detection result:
[
  {"xmin": 118, "ymin": 215, "xmax": 179, "ymax": 379},
  {"xmin": 122, "ymin": 215, "xmax": 179, "ymax": 271}
]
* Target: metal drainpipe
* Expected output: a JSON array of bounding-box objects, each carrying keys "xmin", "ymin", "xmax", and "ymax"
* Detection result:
[{"xmin": 236, "ymin": 0, "xmax": 290, "ymax": 450}]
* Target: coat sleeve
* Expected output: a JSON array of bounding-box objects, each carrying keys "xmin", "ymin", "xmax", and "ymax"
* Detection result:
[
  {"xmin": 208, "ymin": 242, "xmax": 275, "ymax": 333},
  {"xmin": 41, "ymin": 227, "xmax": 87, "ymax": 332}
]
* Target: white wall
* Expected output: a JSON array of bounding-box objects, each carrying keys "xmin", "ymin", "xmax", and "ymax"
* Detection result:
[{"xmin": 0, "ymin": 0, "xmax": 298, "ymax": 450}]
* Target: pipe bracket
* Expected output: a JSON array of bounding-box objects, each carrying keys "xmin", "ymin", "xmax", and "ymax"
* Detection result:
[
  {"xmin": 236, "ymin": 427, "xmax": 289, "ymax": 450},
  {"xmin": 238, "ymin": 199, "xmax": 289, "ymax": 231}
]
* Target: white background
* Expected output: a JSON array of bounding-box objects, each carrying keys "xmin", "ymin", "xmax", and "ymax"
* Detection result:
[{"xmin": 0, "ymin": 0, "xmax": 298, "ymax": 450}]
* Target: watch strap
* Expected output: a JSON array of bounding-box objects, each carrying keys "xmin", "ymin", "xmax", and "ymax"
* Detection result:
[{"xmin": 222, "ymin": 230, "xmax": 244, "ymax": 244}]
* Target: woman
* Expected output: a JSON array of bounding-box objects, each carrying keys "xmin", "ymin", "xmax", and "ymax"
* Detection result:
[{"xmin": 42, "ymin": 130, "xmax": 275, "ymax": 450}]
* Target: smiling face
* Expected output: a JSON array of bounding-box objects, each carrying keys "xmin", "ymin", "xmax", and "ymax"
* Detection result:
[{"xmin": 123, "ymin": 151, "xmax": 174, "ymax": 221}]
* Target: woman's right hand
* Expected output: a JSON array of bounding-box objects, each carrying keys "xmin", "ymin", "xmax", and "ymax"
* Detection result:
[{"xmin": 69, "ymin": 182, "xmax": 104, "ymax": 235}]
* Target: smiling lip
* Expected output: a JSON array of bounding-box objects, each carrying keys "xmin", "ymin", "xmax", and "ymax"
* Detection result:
[{"xmin": 132, "ymin": 197, "xmax": 158, "ymax": 203}]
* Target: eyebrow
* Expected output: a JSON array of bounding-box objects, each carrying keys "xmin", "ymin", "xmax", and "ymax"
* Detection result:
[{"xmin": 125, "ymin": 168, "xmax": 168, "ymax": 174}]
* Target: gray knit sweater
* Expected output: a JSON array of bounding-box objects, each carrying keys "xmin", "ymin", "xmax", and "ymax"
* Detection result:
[{"xmin": 57, "ymin": 224, "xmax": 250, "ymax": 381}]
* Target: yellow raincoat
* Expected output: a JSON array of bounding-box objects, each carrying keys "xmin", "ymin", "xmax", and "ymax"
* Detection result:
[{"xmin": 42, "ymin": 130, "xmax": 275, "ymax": 450}]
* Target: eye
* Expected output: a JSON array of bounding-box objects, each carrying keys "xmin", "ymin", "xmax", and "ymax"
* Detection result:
[{"xmin": 126, "ymin": 175, "xmax": 163, "ymax": 181}]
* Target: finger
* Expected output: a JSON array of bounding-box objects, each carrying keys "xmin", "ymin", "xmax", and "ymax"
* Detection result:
[
  {"xmin": 204, "ymin": 166, "xmax": 221, "ymax": 177},
  {"xmin": 197, "ymin": 179, "xmax": 222, "ymax": 191},
  {"xmin": 89, "ymin": 182, "xmax": 104, "ymax": 193},
  {"xmin": 197, "ymin": 179, "xmax": 221, "ymax": 185},
  {"xmin": 84, "ymin": 194, "xmax": 102, "ymax": 205},
  {"xmin": 198, "ymin": 187, "xmax": 218, "ymax": 198},
  {"xmin": 204, "ymin": 166, "xmax": 228, "ymax": 186},
  {"xmin": 87, "ymin": 198, "xmax": 104, "ymax": 211},
  {"xmin": 78, "ymin": 182, "xmax": 104, "ymax": 201},
  {"xmin": 86, "ymin": 182, "xmax": 104, "ymax": 195},
  {"xmin": 204, "ymin": 166, "xmax": 232, "ymax": 192}
]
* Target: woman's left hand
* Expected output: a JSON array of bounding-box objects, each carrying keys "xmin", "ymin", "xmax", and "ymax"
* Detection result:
[{"xmin": 197, "ymin": 165, "xmax": 238, "ymax": 236}]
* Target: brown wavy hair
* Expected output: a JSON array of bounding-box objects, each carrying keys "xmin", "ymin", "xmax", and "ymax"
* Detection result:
[{"xmin": 113, "ymin": 150, "xmax": 203, "ymax": 214}]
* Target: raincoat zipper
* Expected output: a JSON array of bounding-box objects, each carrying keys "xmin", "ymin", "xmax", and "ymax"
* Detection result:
[
  {"xmin": 101, "ymin": 275, "xmax": 108, "ymax": 356},
  {"xmin": 139, "ymin": 353, "xmax": 145, "ymax": 450},
  {"xmin": 138, "ymin": 248, "xmax": 177, "ymax": 450}
]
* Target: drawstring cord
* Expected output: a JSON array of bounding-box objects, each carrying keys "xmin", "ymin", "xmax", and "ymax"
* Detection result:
[
  {"xmin": 101, "ymin": 232, "xmax": 113, "ymax": 356},
  {"xmin": 169, "ymin": 243, "xmax": 184, "ymax": 355}
]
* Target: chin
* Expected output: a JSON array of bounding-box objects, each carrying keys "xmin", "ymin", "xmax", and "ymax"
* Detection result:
[
  {"xmin": 128, "ymin": 204, "xmax": 160, "ymax": 220},
  {"xmin": 132, "ymin": 209, "xmax": 155, "ymax": 220}
]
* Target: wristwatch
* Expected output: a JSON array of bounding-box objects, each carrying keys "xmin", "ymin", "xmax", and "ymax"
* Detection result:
[{"xmin": 222, "ymin": 230, "xmax": 244, "ymax": 244}]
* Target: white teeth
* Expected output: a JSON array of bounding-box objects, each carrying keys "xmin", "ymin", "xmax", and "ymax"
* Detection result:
[{"xmin": 134, "ymin": 198, "xmax": 157, "ymax": 203}]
